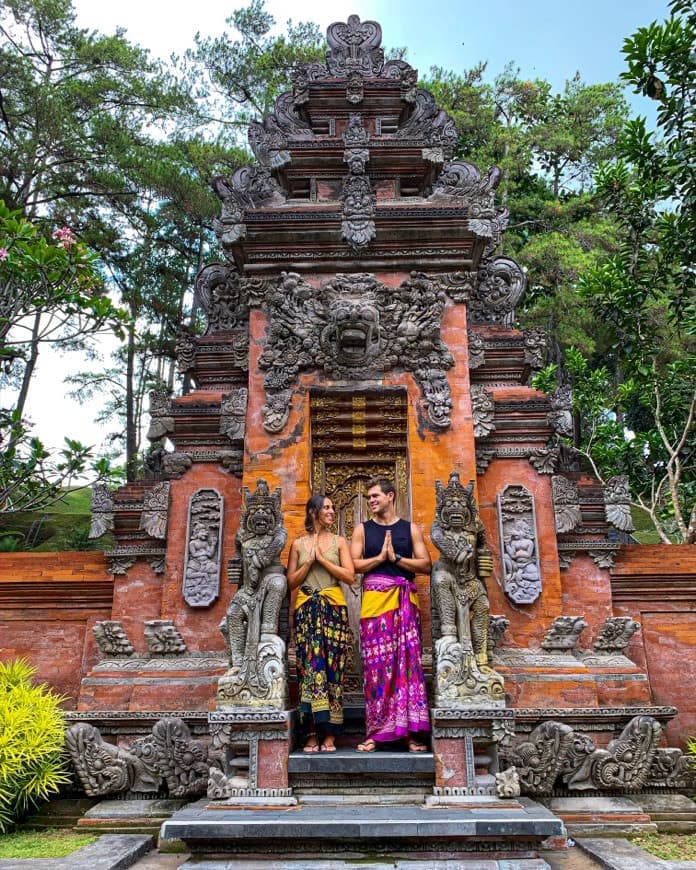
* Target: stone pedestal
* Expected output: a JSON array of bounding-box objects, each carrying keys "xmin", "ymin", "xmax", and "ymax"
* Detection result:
[
  {"xmin": 206, "ymin": 708, "xmax": 295, "ymax": 805},
  {"xmin": 430, "ymin": 707, "xmax": 515, "ymax": 798}
]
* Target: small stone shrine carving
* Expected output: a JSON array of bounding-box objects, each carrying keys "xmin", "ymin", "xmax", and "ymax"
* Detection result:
[
  {"xmin": 139, "ymin": 481, "xmax": 170, "ymax": 539},
  {"xmin": 592, "ymin": 616, "xmax": 640, "ymax": 654},
  {"xmin": 552, "ymin": 475, "xmax": 582, "ymax": 533},
  {"xmin": 471, "ymin": 385, "xmax": 495, "ymax": 438},
  {"xmin": 220, "ymin": 388, "xmax": 248, "ymax": 442},
  {"xmin": 541, "ymin": 616, "xmax": 587, "ymax": 652},
  {"xmin": 430, "ymin": 472, "xmax": 504, "ymax": 707},
  {"xmin": 183, "ymin": 489, "xmax": 223, "ymax": 608},
  {"xmin": 257, "ymin": 271, "xmax": 454, "ymax": 432},
  {"xmin": 604, "ymin": 474, "xmax": 635, "ymax": 532},
  {"xmin": 93, "ymin": 621, "xmax": 133, "ymax": 657},
  {"xmin": 144, "ymin": 620, "xmax": 188, "ymax": 655},
  {"xmin": 65, "ymin": 717, "xmax": 220, "ymax": 798},
  {"xmin": 218, "ymin": 479, "xmax": 288, "ymax": 708},
  {"xmin": 497, "ymin": 485, "xmax": 542, "ymax": 604},
  {"xmin": 89, "ymin": 482, "xmax": 114, "ymax": 539}
]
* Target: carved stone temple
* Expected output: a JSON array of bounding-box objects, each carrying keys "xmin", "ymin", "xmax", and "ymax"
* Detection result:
[{"xmin": 2, "ymin": 14, "xmax": 696, "ymax": 862}]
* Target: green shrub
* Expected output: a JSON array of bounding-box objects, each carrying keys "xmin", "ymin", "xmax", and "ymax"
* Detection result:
[{"xmin": 0, "ymin": 659, "xmax": 71, "ymax": 833}]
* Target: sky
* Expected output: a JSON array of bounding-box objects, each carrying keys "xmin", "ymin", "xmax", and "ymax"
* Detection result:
[{"xmin": 17, "ymin": 0, "xmax": 670, "ymax": 459}]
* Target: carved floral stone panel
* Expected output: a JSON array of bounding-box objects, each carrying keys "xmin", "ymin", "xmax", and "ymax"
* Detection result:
[
  {"xmin": 497, "ymin": 485, "xmax": 542, "ymax": 604},
  {"xmin": 183, "ymin": 489, "xmax": 224, "ymax": 608}
]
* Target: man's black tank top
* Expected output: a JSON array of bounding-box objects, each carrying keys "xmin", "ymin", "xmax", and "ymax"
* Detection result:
[{"xmin": 363, "ymin": 518, "xmax": 414, "ymax": 580}]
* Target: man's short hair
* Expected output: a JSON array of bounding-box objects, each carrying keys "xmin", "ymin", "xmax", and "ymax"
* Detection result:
[{"xmin": 366, "ymin": 476, "xmax": 396, "ymax": 498}]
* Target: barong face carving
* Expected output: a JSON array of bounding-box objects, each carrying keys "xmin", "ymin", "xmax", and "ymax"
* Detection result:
[
  {"xmin": 341, "ymin": 173, "xmax": 376, "ymax": 250},
  {"xmin": 497, "ymin": 485, "xmax": 541, "ymax": 604},
  {"xmin": 430, "ymin": 472, "xmax": 504, "ymax": 707},
  {"xmin": 257, "ymin": 271, "xmax": 454, "ymax": 432},
  {"xmin": 218, "ymin": 479, "xmax": 288, "ymax": 708},
  {"xmin": 183, "ymin": 489, "xmax": 223, "ymax": 608}
]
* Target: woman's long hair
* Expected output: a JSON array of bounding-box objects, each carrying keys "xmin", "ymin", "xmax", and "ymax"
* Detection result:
[{"xmin": 304, "ymin": 494, "xmax": 327, "ymax": 532}]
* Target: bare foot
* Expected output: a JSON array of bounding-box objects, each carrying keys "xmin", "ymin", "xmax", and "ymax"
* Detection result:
[
  {"xmin": 357, "ymin": 737, "xmax": 377, "ymax": 752},
  {"xmin": 303, "ymin": 735, "xmax": 319, "ymax": 753}
]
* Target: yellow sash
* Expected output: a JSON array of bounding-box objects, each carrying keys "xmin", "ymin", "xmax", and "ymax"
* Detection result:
[
  {"xmin": 361, "ymin": 587, "xmax": 420, "ymax": 619},
  {"xmin": 295, "ymin": 584, "xmax": 347, "ymax": 611}
]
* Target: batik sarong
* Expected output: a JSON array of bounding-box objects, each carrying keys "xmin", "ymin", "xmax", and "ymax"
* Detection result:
[
  {"xmin": 294, "ymin": 587, "xmax": 350, "ymax": 734},
  {"xmin": 360, "ymin": 573, "xmax": 430, "ymax": 741}
]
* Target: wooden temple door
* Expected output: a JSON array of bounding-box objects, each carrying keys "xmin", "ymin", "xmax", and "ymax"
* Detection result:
[{"xmin": 310, "ymin": 389, "xmax": 410, "ymax": 703}]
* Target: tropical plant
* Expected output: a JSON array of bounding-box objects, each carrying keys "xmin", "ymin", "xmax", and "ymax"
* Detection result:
[{"xmin": 0, "ymin": 659, "xmax": 70, "ymax": 833}]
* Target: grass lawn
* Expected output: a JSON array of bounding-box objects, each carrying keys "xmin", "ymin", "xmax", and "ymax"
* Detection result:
[
  {"xmin": 0, "ymin": 829, "xmax": 97, "ymax": 858},
  {"xmin": 632, "ymin": 833, "xmax": 696, "ymax": 861}
]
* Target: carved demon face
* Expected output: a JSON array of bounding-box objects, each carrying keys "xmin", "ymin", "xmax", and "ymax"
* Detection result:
[
  {"xmin": 245, "ymin": 504, "xmax": 276, "ymax": 537},
  {"xmin": 322, "ymin": 296, "xmax": 380, "ymax": 365},
  {"xmin": 439, "ymin": 495, "xmax": 472, "ymax": 531}
]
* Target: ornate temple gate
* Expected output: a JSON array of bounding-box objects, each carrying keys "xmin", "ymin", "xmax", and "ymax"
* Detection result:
[{"xmin": 309, "ymin": 388, "xmax": 410, "ymax": 699}]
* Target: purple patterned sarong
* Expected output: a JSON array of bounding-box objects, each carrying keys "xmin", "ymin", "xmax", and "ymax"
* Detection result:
[{"xmin": 360, "ymin": 573, "xmax": 430, "ymax": 741}]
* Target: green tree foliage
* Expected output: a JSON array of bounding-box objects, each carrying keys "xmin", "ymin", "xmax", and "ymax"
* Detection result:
[
  {"xmin": 0, "ymin": 659, "xmax": 70, "ymax": 833},
  {"xmin": 546, "ymin": 0, "xmax": 696, "ymax": 543}
]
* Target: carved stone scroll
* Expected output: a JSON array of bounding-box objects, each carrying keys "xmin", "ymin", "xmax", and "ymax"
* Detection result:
[
  {"xmin": 146, "ymin": 390, "xmax": 174, "ymax": 442},
  {"xmin": 548, "ymin": 385, "xmax": 573, "ymax": 437},
  {"xmin": 467, "ymin": 330, "xmax": 485, "ymax": 369},
  {"xmin": 497, "ymin": 485, "xmax": 541, "ymax": 604},
  {"xmin": 604, "ymin": 474, "xmax": 634, "ymax": 532},
  {"xmin": 541, "ymin": 616, "xmax": 587, "ymax": 652},
  {"xmin": 195, "ymin": 263, "xmax": 249, "ymax": 335},
  {"xmin": 139, "ymin": 481, "xmax": 170, "ymax": 540},
  {"xmin": 220, "ymin": 388, "xmax": 248, "ymax": 442},
  {"xmin": 218, "ymin": 479, "xmax": 288, "ymax": 709},
  {"xmin": 183, "ymin": 489, "xmax": 224, "ymax": 608},
  {"xmin": 523, "ymin": 327, "xmax": 547, "ymax": 371},
  {"xmin": 507, "ymin": 721, "xmax": 575, "ymax": 795},
  {"xmin": 552, "ymin": 476, "xmax": 582, "ymax": 534},
  {"xmin": 89, "ymin": 483, "xmax": 114, "ymax": 539},
  {"xmin": 65, "ymin": 723, "xmax": 158, "ymax": 796},
  {"xmin": 430, "ymin": 472, "xmax": 504, "ymax": 708}
]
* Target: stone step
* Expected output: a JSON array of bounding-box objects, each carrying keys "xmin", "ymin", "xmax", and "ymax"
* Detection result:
[
  {"xmin": 161, "ymin": 798, "xmax": 567, "ymax": 861},
  {"xmin": 288, "ymin": 747, "xmax": 435, "ymax": 795}
]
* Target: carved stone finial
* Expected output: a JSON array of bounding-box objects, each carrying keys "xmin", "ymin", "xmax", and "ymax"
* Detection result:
[
  {"xmin": 430, "ymin": 472, "xmax": 504, "ymax": 708},
  {"xmin": 604, "ymin": 475, "xmax": 635, "ymax": 532},
  {"xmin": 541, "ymin": 616, "xmax": 587, "ymax": 652},
  {"xmin": 326, "ymin": 16, "xmax": 384, "ymax": 77},
  {"xmin": 468, "ymin": 255, "xmax": 525, "ymax": 327},
  {"xmin": 175, "ymin": 328, "xmax": 196, "ymax": 375},
  {"xmin": 93, "ymin": 621, "xmax": 134, "ymax": 657},
  {"xmin": 218, "ymin": 479, "xmax": 288, "ymax": 709},
  {"xmin": 592, "ymin": 616, "xmax": 640, "ymax": 654},
  {"xmin": 144, "ymin": 620, "xmax": 187, "ymax": 655},
  {"xmin": 552, "ymin": 475, "xmax": 582, "ymax": 534},
  {"xmin": 497, "ymin": 485, "xmax": 542, "ymax": 604},
  {"xmin": 139, "ymin": 481, "xmax": 170, "ymax": 540},
  {"xmin": 89, "ymin": 482, "xmax": 114, "ymax": 539},
  {"xmin": 471, "ymin": 385, "xmax": 495, "ymax": 438},
  {"xmin": 183, "ymin": 489, "xmax": 224, "ymax": 608}
]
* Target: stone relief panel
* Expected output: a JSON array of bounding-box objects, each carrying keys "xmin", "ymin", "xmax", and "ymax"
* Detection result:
[
  {"xmin": 257, "ymin": 271, "xmax": 454, "ymax": 432},
  {"xmin": 183, "ymin": 489, "xmax": 224, "ymax": 608},
  {"xmin": 497, "ymin": 485, "xmax": 542, "ymax": 604},
  {"xmin": 218, "ymin": 479, "xmax": 288, "ymax": 709}
]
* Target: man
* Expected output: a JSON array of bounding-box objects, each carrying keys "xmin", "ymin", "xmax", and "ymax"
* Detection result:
[{"xmin": 350, "ymin": 477, "xmax": 431, "ymax": 752}]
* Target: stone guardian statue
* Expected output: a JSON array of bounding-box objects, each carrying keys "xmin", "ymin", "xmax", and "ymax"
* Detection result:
[
  {"xmin": 217, "ymin": 479, "xmax": 288, "ymax": 708},
  {"xmin": 430, "ymin": 472, "xmax": 504, "ymax": 707}
]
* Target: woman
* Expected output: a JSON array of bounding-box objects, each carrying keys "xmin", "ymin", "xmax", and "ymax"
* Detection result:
[{"xmin": 287, "ymin": 495, "xmax": 355, "ymax": 752}]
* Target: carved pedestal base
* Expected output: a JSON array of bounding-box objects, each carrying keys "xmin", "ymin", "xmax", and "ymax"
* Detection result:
[
  {"xmin": 429, "ymin": 708, "xmax": 516, "ymax": 799},
  {"xmin": 217, "ymin": 635, "xmax": 287, "ymax": 709},
  {"xmin": 206, "ymin": 709, "xmax": 295, "ymax": 805},
  {"xmin": 434, "ymin": 639, "xmax": 505, "ymax": 708}
]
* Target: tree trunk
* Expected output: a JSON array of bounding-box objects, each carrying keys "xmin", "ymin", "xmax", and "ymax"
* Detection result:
[
  {"xmin": 125, "ymin": 325, "xmax": 138, "ymax": 482},
  {"xmin": 14, "ymin": 313, "xmax": 42, "ymax": 420}
]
